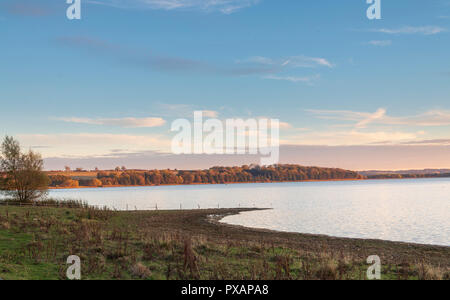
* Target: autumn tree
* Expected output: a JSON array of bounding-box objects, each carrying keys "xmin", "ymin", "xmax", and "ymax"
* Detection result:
[
  {"xmin": 51, "ymin": 164, "xmax": 363, "ymax": 187},
  {"xmin": 0, "ymin": 136, "xmax": 49, "ymax": 202}
]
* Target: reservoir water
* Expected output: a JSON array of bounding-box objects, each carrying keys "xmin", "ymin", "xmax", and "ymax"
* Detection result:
[{"xmin": 48, "ymin": 178, "xmax": 450, "ymax": 246}]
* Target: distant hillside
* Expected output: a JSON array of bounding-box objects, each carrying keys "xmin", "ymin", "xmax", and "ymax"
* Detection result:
[{"xmin": 359, "ymin": 169, "xmax": 450, "ymax": 176}]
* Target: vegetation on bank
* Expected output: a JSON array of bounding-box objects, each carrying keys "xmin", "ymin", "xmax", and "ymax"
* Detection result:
[
  {"xmin": 366, "ymin": 173, "xmax": 450, "ymax": 179},
  {"xmin": 0, "ymin": 205, "xmax": 448, "ymax": 280},
  {"xmin": 47, "ymin": 165, "xmax": 364, "ymax": 188},
  {"xmin": 0, "ymin": 198, "xmax": 91, "ymax": 209},
  {"xmin": 46, "ymin": 167, "xmax": 450, "ymax": 189}
]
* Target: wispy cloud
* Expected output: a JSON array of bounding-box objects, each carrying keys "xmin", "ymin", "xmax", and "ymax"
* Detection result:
[
  {"xmin": 239, "ymin": 55, "xmax": 332, "ymax": 84},
  {"xmin": 1, "ymin": 0, "xmax": 55, "ymax": 16},
  {"xmin": 355, "ymin": 108, "xmax": 386, "ymax": 128},
  {"xmin": 56, "ymin": 35, "xmax": 331, "ymax": 83},
  {"xmin": 283, "ymin": 130, "xmax": 418, "ymax": 146},
  {"xmin": 372, "ymin": 26, "xmax": 446, "ymax": 35},
  {"xmin": 55, "ymin": 117, "xmax": 166, "ymax": 128},
  {"xmin": 55, "ymin": 36, "xmax": 217, "ymax": 74},
  {"xmin": 264, "ymin": 74, "xmax": 320, "ymax": 84},
  {"xmin": 292, "ymin": 56, "xmax": 334, "ymax": 68},
  {"xmin": 18, "ymin": 133, "xmax": 171, "ymax": 158},
  {"xmin": 295, "ymin": 108, "xmax": 450, "ymax": 146},
  {"xmin": 401, "ymin": 139, "xmax": 450, "ymax": 145},
  {"xmin": 239, "ymin": 55, "xmax": 334, "ymax": 69},
  {"xmin": 367, "ymin": 40, "xmax": 392, "ymax": 47},
  {"xmin": 87, "ymin": 0, "xmax": 260, "ymax": 14},
  {"xmin": 307, "ymin": 108, "xmax": 450, "ymax": 127},
  {"xmin": 55, "ymin": 36, "xmax": 283, "ymax": 76}
]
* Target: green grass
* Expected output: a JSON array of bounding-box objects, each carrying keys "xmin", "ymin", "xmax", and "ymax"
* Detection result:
[{"xmin": 0, "ymin": 205, "xmax": 448, "ymax": 280}]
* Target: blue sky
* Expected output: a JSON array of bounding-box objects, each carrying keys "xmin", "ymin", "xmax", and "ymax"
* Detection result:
[{"xmin": 1, "ymin": 0, "xmax": 450, "ymax": 170}]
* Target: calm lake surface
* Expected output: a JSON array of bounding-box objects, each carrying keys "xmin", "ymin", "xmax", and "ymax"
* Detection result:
[{"xmin": 49, "ymin": 178, "xmax": 450, "ymax": 246}]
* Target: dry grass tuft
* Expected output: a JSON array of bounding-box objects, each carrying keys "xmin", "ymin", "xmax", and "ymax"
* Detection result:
[
  {"xmin": 0, "ymin": 221, "xmax": 10, "ymax": 230},
  {"xmin": 130, "ymin": 262, "xmax": 151, "ymax": 279},
  {"xmin": 419, "ymin": 264, "xmax": 445, "ymax": 280},
  {"xmin": 316, "ymin": 259, "xmax": 339, "ymax": 280}
]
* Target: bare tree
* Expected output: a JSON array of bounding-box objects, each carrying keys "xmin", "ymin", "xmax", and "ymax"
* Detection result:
[{"xmin": 0, "ymin": 136, "xmax": 49, "ymax": 202}]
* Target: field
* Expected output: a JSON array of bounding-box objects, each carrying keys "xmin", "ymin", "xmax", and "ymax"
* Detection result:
[
  {"xmin": 47, "ymin": 171, "xmax": 100, "ymax": 177},
  {"xmin": 0, "ymin": 204, "xmax": 448, "ymax": 280}
]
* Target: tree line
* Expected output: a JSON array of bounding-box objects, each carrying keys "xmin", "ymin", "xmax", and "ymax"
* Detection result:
[
  {"xmin": 366, "ymin": 173, "xmax": 450, "ymax": 179},
  {"xmin": 49, "ymin": 165, "xmax": 364, "ymax": 188}
]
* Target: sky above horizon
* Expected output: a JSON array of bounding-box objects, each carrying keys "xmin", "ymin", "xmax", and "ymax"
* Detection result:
[{"xmin": 1, "ymin": 0, "xmax": 450, "ymax": 170}]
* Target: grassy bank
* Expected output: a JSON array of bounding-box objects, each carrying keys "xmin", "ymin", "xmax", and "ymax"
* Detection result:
[{"xmin": 0, "ymin": 205, "xmax": 448, "ymax": 280}]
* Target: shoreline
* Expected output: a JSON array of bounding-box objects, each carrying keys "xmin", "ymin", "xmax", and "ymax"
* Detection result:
[
  {"xmin": 47, "ymin": 176, "xmax": 450, "ymax": 190},
  {"xmin": 146, "ymin": 207, "xmax": 450, "ymax": 268},
  {"xmin": 211, "ymin": 208, "xmax": 450, "ymax": 249},
  {"xmin": 196, "ymin": 208, "xmax": 450, "ymax": 268},
  {"xmin": 48, "ymin": 178, "xmax": 364, "ymax": 190}
]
